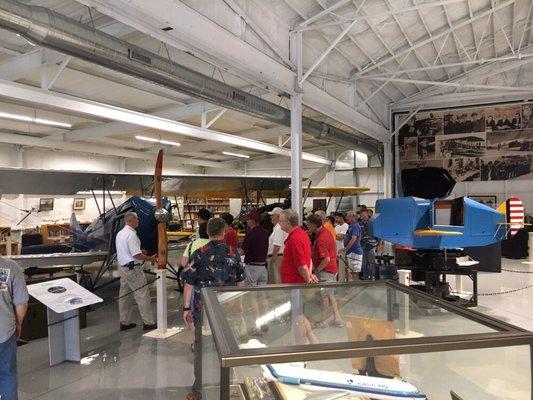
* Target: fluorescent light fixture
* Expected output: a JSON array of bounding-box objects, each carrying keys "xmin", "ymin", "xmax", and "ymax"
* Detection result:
[
  {"xmin": 222, "ymin": 151, "xmax": 250, "ymax": 159},
  {"xmin": 0, "ymin": 80, "xmax": 334, "ymax": 166},
  {"xmin": 0, "ymin": 111, "xmax": 71, "ymax": 128},
  {"xmin": 255, "ymin": 301, "xmax": 291, "ymax": 328},
  {"xmin": 135, "ymin": 135, "xmax": 181, "ymax": 147}
]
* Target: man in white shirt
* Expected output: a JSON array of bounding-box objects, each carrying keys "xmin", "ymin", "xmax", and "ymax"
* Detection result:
[
  {"xmin": 334, "ymin": 212, "xmax": 349, "ymax": 251},
  {"xmin": 115, "ymin": 211, "xmax": 157, "ymax": 331},
  {"xmin": 334, "ymin": 212, "xmax": 349, "ymax": 282},
  {"xmin": 267, "ymin": 207, "xmax": 288, "ymax": 284}
]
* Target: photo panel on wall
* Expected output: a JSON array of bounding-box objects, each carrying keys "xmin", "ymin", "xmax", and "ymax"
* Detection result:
[
  {"xmin": 436, "ymin": 132, "xmax": 486, "ymax": 159},
  {"xmin": 398, "ymin": 111, "xmax": 443, "ymax": 137},
  {"xmin": 485, "ymin": 105, "xmax": 522, "ymax": 132},
  {"xmin": 480, "ymin": 155, "xmax": 532, "ymax": 181},
  {"xmin": 523, "ymin": 103, "xmax": 533, "ymax": 130},
  {"xmin": 399, "ymin": 136, "xmax": 419, "ymax": 160},
  {"xmin": 486, "ymin": 130, "xmax": 533, "ymax": 157},
  {"xmin": 400, "ymin": 159, "xmax": 443, "ymax": 171},
  {"xmin": 444, "ymin": 157, "xmax": 481, "ymax": 182},
  {"xmin": 444, "ymin": 108, "xmax": 485, "ymax": 134}
]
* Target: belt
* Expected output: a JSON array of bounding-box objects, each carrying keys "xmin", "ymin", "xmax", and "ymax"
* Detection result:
[
  {"xmin": 123, "ymin": 261, "xmax": 141, "ymax": 269},
  {"xmin": 246, "ymin": 262, "xmax": 267, "ymax": 266}
]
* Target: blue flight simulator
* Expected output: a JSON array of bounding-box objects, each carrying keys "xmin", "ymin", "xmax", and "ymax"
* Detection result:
[{"xmin": 370, "ymin": 167, "xmax": 507, "ymax": 305}]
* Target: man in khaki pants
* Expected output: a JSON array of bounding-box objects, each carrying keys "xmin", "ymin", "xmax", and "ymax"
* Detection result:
[
  {"xmin": 267, "ymin": 207, "xmax": 287, "ymax": 284},
  {"xmin": 115, "ymin": 212, "xmax": 157, "ymax": 331}
]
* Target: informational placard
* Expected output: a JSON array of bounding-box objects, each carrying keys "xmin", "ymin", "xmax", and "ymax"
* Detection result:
[{"xmin": 27, "ymin": 278, "xmax": 102, "ymax": 314}]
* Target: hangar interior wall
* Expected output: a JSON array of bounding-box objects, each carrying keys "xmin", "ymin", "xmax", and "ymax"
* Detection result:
[
  {"xmin": 0, "ymin": 144, "xmax": 201, "ymax": 230},
  {"xmin": 394, "ymin": 100, "xmax": 533, "ymax": 213}
]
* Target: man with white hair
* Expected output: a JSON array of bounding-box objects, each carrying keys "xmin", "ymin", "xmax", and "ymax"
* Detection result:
[
  {"xmin": 279, "ymin": 209, "xmax": 318, "ymax": 284},
  {"xmin": 115, "ymin": 211, "xmax": 157, "ymax": 331}
]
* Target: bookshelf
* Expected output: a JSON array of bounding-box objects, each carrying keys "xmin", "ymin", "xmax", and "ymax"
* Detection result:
[
  {"xmin": 40, "ymin": 223, "xmax": 70, "ymax": 244},
  {"xmin": 181, "ymin": 197, "xmax": 230, "ymax": 230},
  {"xmin": 0, "ymin": 226, "xmax": 18, "ymax": 255}
]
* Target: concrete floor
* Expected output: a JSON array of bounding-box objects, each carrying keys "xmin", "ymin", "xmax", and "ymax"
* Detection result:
[{"xmin": 16, "ymin": 257, "xmax": 533, "ymax": 400}]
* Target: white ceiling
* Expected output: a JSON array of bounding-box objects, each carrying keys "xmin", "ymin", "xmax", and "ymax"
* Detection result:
[{"xmin": 0, "ymin": 0, "xmax": 530, "ymax": 169}]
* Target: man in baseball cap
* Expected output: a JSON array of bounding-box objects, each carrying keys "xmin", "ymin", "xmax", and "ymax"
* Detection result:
[{"xmin": 267, "ymin": 207, "xmax": 287, "ymax": 283}]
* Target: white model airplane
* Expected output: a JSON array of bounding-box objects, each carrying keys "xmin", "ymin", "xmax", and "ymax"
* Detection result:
[{"xmin": 262, "ymin": 362, "xmax": 427, "ymax": 400}]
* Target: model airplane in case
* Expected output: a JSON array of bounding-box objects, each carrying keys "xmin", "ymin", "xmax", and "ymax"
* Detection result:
[{"xmin": 262, "ymin": 362, "xmax": 427, "ymax": 400}]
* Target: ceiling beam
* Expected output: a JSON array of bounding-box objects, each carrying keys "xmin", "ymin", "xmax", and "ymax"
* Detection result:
[
  {"xmin": 53, "ymin": 102, "xmax": 221, "ymax": 141},
  {"xmin": 363, "ymin": 75, "xmax": 533, "ymax": 92},
  {"xmin": 295, "ymin": 0, "xmax": 467, "ymax": 32},
  {"xmin": 0, "ymin": 79, "xmax": 332, "ymax": 165},
  {"xmin": 396, "ymin": 45, "xmax": 533, "ymax": 103},
  {"xmin": 76, "ymin": 0, "xmax": 388, "ymax": 142},
  {"xmin": 357, "ymin": 0, "xmax": 517, "ymax": 76},
  {"xmin": 0, "ymin": 131, "xmax": 224, "ymax": 168},
  {"xmin": 393, "ymin": 89, "xmax": 533, "ymax": 111}
]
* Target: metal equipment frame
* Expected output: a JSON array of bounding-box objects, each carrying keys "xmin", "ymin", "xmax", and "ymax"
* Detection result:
[{"xmin": 201, "ymin": 280, "xmax": 533, "ymax": 400}]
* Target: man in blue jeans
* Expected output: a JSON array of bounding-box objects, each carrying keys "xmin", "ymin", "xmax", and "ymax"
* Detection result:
[
  {"xmin": 0, "ymin": 258, "xmax": 28, "ymax": 400},
  {"xmin": 359, "ymin": 208, "xmax": 378, "ymax": 280}
]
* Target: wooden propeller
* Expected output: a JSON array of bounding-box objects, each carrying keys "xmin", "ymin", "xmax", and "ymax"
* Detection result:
[{"xmin": 154, "ymin": 149, "xmax": 168, "ymax": 270}]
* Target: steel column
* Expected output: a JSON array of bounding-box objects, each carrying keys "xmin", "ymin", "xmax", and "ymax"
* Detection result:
[{"xmin": 290, "ymin": 31, "xmax": 303, "ymax": 224}]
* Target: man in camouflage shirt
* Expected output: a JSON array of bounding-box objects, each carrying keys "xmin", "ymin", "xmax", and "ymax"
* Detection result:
[{"xmin": 182, "ymin": 217, "xmax": 245, "ymax": 398}]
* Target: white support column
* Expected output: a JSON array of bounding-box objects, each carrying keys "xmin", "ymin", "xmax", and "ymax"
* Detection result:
[
  {"xmin": 144, "ymin": 269, "xmax": 181, "ymax": 339},
  {"xmin": 290, "ymin": 31, "xmax": 303, "ymax": 224}
]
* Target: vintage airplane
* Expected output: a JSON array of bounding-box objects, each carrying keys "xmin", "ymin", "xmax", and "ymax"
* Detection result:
[
  {"xmin": 262, "ymin": 362, "xmax": 427, "ymax": 400},
  {"xmin": 0, "ymin": 164, "xmax": 290, "ymax": 288}
]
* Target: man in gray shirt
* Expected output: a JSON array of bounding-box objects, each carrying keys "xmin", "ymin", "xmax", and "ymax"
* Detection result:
[{"xmin": 0, "ymin": 258, "xmax": 29, "ymax": 400}]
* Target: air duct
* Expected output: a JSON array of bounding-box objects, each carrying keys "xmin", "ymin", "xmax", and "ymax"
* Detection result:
[{"xmin": 0, "ymin": 0, "xmax": 379, "ymax": 154}]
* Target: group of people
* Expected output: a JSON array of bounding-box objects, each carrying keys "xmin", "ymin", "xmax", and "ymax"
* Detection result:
[
  {"xmin": 486, "ymin": 113, "xmax": 521, "ymax": 131},
  {"xmin": 444, "ymin": 112, "xmax": 485, "ymax": 134},
  {"xmin": 179, "ymin": 205, "xmax": 379, "ymax": 398}
]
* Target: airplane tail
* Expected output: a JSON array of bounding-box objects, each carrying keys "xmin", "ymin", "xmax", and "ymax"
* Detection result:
[
  {"xmin": 497, "ymin": 196, "xmax": 525, "ymax": 237},
  {"xmin": 69, "ymin": 212, "xmax": 85, "ymax": 242}
]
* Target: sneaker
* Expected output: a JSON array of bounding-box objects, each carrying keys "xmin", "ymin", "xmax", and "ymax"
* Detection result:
[
  {"xmin": 143, "ymin": 323, "xmax": 157, "ymax": 331},
  {"xmin": 120, "ymin": 323, "xmax": 137, "ymax": 331}
]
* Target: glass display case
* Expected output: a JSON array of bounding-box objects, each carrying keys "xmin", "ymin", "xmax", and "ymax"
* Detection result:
[{"xmin": 200, "ymin": 281, "xmax": 533, "ymax": 400}]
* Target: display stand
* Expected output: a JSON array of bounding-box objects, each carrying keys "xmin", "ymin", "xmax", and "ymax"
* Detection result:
[
  {"xmin": 27, "ymin": 278, "xmax": 102, "ymax": 366},
  {"xmin": 47, "ymin": 308, "xmax": 80, "ymax": 366},
  {"xmin": 143, "ymin": 269, "xmax": 181, "ymax": 339}
]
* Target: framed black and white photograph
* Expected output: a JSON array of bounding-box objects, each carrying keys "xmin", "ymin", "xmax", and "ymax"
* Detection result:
[
  {"xmin": 486, "ymin": 130, "xmax": 533, "ymax": 156},
  {"xmin": 480, "ymin": 155, "xmax": 533, "ymax": 181},
  {"xmin": 444, "ymin": 108, "xmax": 485, "ymax": 134},
  {"xmin": 437, "ymin": 133, "xmax": 486, "ymax": 158},
  {"xmin": 523, "ymin": 104, "xmax": 533, "ymax": 130},
  {"xmin": 398, "ymin": 111, "xmax": 443, "ymax": 137},
  {"xmin": 73, "ymin": 198, "xmax": 86, "ymax": 211},
  {"xmin": 485, "ymin": 105, "xmax": 522, "ymax": 131},
  {"xmin": 39, "ymin": 198, "xmax": 54, "ymax": 211},
  {"xmin": 400, "ymin": 159, "xmax": 443, "ymax": 171},
  {"xmin": 469, "ymin": 195, "xmax": 497, "ymax": 209},
  {"xmin": 399, "ymin": 136, "xmax": 418, "ymax": 160},
  {"xmin": 417, "ymin": 136, "xmax": 436, "ymax": 159},
  {"xmin": 444, "ymin": 157, "xmax": 481, "ymax": 182}
]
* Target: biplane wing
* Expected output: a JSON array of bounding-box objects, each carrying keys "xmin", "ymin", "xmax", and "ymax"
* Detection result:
[
  {"xmin": 262, "ymin": 186, "xmax": 370, "ymax": 198},
  {"xmin": 0, "ymin": 167, "xmax": 291, "ymax": 196}
]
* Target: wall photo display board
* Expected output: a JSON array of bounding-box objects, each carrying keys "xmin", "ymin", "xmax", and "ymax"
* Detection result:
[{"xmin": 396, "ymin": 101, "xmax": 533, "ymax": 183}]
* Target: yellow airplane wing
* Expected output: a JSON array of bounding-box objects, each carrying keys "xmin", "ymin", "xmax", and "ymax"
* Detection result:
[
  {"xmin": 414, "ymin": 229, "xmax": 463, "ymax": 237},
  {"xmin": 263, "ymin": 186, "xmax": 370, "ymax": 198}
]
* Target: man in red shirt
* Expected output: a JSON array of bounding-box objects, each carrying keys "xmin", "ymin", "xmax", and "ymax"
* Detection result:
[
  {"xmin": 279, "ymin": 210, "xmax": 318, "ymax": 284},
  {"xmin": 306, "ymin": 213, "xmax": 343, "ymax": 328},
  {"xmin": 221, "ymin": 212, "xmax": 238, "ymax": 253}
]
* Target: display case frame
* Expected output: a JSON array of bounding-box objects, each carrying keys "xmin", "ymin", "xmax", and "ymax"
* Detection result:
[{"xmin": 201, "ymin": 280, "xmax": 533, "ymax": 400}]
